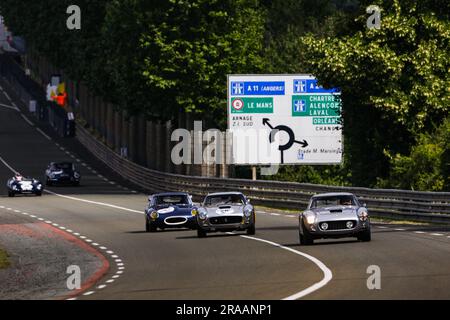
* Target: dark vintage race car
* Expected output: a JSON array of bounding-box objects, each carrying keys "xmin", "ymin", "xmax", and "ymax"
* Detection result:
[
  {"xmin": 45, "ymin": 162, "xmax": 81, "ymax": 186},
  {"xmin": 299, "ymin": 192, "xmax": 371, "ymax": 245},
  {"xmin": 145, "ymin": 192, "xmax": 197, "ymax": 232},
  {"xmin": 195, "ymin": 192, "xmax": 256, "ymax": 238},
  {"xmin": 6, "ymin": 174, "xmax": 43, "ymax": 197}
]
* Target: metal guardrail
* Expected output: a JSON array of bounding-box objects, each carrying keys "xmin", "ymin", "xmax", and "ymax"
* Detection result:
[{"xmin": 76, "ymin": 124, "xmax": 450, "ymax": 224}]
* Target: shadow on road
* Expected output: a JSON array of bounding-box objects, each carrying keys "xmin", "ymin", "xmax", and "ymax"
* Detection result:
[
  {"xmin": 282, "ymin": 239, "xmax": 361, "ymax": 248},
  {"xmin": 256, "ymin": 225, "xmax": 298, "ymax": 231},
  {"xmin": 176, "ymin": 233, "xmax": 241, "ymax": 240},
  {"xmin": 126, "ymin": 229, "xmax": 194, "ymax": 234}
]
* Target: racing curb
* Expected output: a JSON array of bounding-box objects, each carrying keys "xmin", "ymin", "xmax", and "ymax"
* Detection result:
[
  {"xmin": 46, "ymin": 224, "xmax": 110, "ymax": 300},
  {"xmin": 0, "ymin": 204, "xmax": 122, "ymax": 300}
]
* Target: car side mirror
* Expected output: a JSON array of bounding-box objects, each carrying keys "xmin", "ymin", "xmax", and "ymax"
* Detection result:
[{"xmin": 148, "ymin": 196, "xmax": 152, "ymax": 202}]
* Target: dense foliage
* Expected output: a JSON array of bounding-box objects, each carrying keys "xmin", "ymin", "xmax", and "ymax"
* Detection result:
[
  {"xmin": 0, "ymin": 0, "xmax": 448, "ymax": 190},
  {"xmin": 298, "ymin": 0, "xmax": 449, "ymax": 187}
]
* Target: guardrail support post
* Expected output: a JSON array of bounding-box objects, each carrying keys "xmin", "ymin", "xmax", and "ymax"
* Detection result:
[{"xmin": 252, "ymin": 166, "xmax": 257, "ymax": 181}]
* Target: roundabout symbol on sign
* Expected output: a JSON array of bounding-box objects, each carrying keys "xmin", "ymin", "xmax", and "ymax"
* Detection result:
[
  {"xmin": 263, "ymin": 118, "xmax": 308, "ymax": 164},
  {"xmin": 232, "ymin": 99, "xmax": 244, "ymax": 111}
]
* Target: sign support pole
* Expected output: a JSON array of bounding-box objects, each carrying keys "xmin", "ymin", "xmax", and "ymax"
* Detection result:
[{"xmin": 252, "ymin": 166, "xmax": 257, "ymax": 181}]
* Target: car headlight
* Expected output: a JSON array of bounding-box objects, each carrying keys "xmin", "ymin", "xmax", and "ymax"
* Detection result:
[
  {"xmin": 150, "ymin": 211, "xmax": 158, "ymax": 219},
  {"xmin": 304, "ymin": 212, "xmax": 316, "ymax": 225},
  {"xmin": 358, "ymin": 209, "xmax": 369, "ymax": 221},
  {"xmin": 198, "ymin": 209, "xmax": 207, "ymax": 220},
  {"xmin": 37, "ymin": 184, "xmax": 42, "ymax": 190},
  {"xmin": 12, "ymin": 185, "xmax": 19, "ymax": 191},
  {"xmin": 244, "ymin": 205, "xmax": 253, "ymax": 217},
  {"xmin": 74, "ymin": 172, "xmax": 80, "ymax": 179}
]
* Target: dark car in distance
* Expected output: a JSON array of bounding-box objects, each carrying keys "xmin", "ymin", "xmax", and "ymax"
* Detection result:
[{"xmin": 45, "ymin": 162, "xmax": 81, "ymax": 186}]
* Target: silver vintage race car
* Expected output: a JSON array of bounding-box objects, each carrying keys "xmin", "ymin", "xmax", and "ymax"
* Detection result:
[
  {"xmin": 195, "ymin": 192, "xmax": 256, "ymax": 238},
  {"xmin": 299, "ymin": 192, "xmax": 371, "ymax": 245}
]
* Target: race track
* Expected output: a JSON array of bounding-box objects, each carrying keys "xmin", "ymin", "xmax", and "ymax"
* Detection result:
[{"xmin": 0, "ymin": 83, "xmax": 449, "ymax": 300}]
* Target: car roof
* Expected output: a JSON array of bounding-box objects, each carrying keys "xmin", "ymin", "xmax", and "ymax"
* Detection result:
[
  {"xmin": 206, "ymin": 192, "xmax": 244, "ymax": 197},
  {"xmin": 311, "ymin": 192, "xmax": 356, "ymax": 198},
  {"xmin": 151, "ymin": 192, "xmax": 189, "ymax": 197}
]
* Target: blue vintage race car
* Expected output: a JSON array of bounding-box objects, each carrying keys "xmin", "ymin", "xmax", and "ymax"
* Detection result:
[{"xmin": 145, "ymin": 192, "xmax": 197, "ymax": 232}]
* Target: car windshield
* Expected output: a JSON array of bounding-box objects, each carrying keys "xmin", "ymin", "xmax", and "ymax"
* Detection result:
[
  {"xmin": 310, "ymin": 195, "xmax": 356, "ymax": 208},
  {"xmin": 154, "ymin": 195, "xmax": 189, "ymax": 207},
  {"xmin": 204, "ymin": 194, "xmax": 245, "ymax": 207},
  {"xmin": 52, "ymin": 163, "xmax": 74, "ymax": 171}
]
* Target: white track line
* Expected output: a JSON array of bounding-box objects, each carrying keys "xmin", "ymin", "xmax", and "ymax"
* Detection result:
[
  {"xmin": 20, "ymin": 114, "xmax": 34, "ymax": 126},
  {"xmin": 44, "ymin": 190, "xmax": 142, "ymax": 214},
  {"xmin": 240, "ymin": 235, "xmax": 332, "ymax": 300},
  {"xmin": 0, "ymin": 103, "xmax": 19, "ymax": 111},
  {"xmin": 36, "ymin": 128, "xmax": 52, "ymax": 140},
  {"xmin": 0, "ymin": 154, "xmax": 19, "ymax": 173}
]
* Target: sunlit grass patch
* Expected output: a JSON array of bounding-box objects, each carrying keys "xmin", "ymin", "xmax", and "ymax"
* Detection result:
[{"xmin": 0, "ymin": 248, "xmax": 10, "ymax": 269}]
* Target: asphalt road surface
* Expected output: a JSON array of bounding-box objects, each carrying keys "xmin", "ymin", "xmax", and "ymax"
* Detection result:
[{"xmin": 0, "ymin": 82, "xmax": 449, "ymax": 300}]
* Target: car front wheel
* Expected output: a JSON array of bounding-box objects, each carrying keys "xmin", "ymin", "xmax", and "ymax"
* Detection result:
[
  {"xmin": 146, "ymin": 220, "xmax": 157, "ymax": 233},
  {"xmin": 246, "ymin": 223, "xmax": 256, "ymax": 235},
  {"xmin": 357, "ymin": 229, "xmax": 371, "ymax": 242},
  {"xmin": 299, "ymin": 222, "xmax": 314, "ymax": 245},
  {"xmin": 197, "ymin": 228, "xmax": 207, "ymax": 238},
  {"xmin": 8, "ymin": 191, "xmax": 14, "ymax": 197}
]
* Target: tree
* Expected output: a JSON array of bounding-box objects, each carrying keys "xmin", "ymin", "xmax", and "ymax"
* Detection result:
[
  {"xmin": 136, "ymin": 0, "xmax": 266, "ymax": 125},
  {"xmin": 299, "ymin": 0, "xmax": 450, "ymax": 187},
  {"xmin": 0, "ymin": 1, "xmax": 108, "ymax": 82},
  {"xmin": 378, "ymin": 118, "xmax": 450, "ymax": 191}
]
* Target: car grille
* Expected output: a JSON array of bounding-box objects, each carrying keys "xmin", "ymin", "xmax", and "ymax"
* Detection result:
[
  {"xmin": 319, "ymin": 220, "xmax": 357, "ymax": 231},
  {"xmin": 165, "ymin": 217, "xmax": 187, "ymax": 224},
  {"xmin": 209, "ymin": 216, "xmax": 242, "ymax": 225}
]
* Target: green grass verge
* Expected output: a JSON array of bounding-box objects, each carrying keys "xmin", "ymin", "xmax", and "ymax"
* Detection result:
[{"xmin": 0, "ymin": 248, "xmax": 10, "ymax": 269}]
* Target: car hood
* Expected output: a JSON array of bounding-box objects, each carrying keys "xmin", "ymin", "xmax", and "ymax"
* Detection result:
[
  {"xmin": 204, "ymin": 205, "xmax": 244, "ymax": 218},
  {"xmin": 310, "ymin": 206, "xmax": 358, "ymax": 218},
  {"xmin": 154, "ymin": 205, "xmax": 193, "ymax": 216}
]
